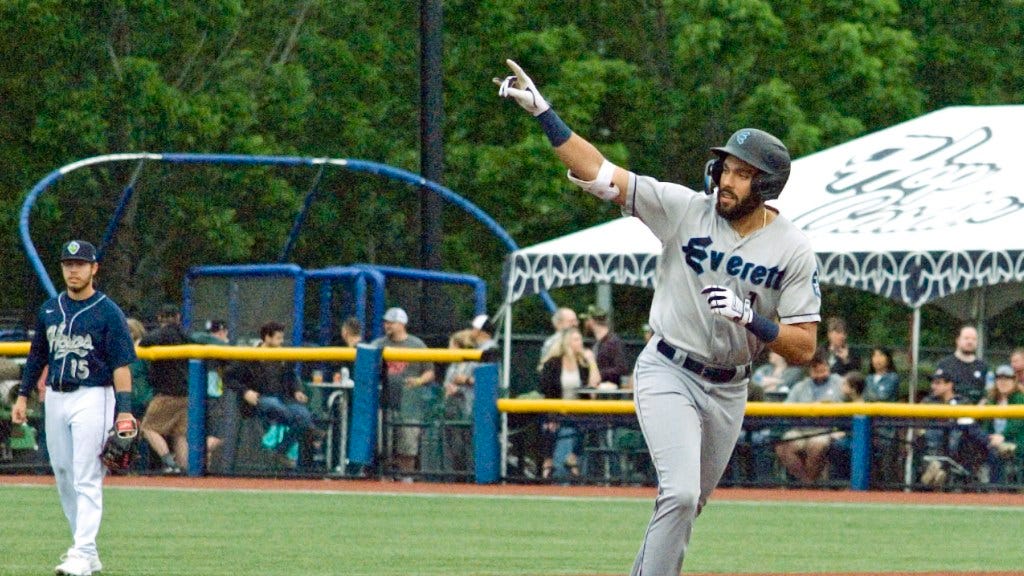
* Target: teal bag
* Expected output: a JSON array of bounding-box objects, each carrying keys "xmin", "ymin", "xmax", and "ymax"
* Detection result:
[{"xmin": 261, "ymin": 423, "xmax": 298, "ymax": 460}]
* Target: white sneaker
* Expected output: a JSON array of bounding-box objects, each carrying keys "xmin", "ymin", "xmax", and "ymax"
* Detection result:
[
  {"xmin": 54, "ymin": 551, "xmax": 93, "ymax": 576},
  {"xmin": 89, "ymin": 555, "xmax": 103, "ymax": 573}
]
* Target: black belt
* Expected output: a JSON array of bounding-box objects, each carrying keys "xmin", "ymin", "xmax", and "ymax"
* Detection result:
[
  {"xmin": 656, "ymin": 339, "xmax": 740, "ymax": 383},
  {"xmin": 49, "ymin": 381, "xmax": 80, "ymax": 393}
]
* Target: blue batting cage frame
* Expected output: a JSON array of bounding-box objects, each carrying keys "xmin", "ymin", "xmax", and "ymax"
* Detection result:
[{"xmin": 18, "ymin": 152, "xmax": 556, "ymax": 312}]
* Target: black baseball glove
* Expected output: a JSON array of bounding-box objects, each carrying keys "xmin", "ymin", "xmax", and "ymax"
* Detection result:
[{"xmin": 101, "ymin": 415, "xmax": 139, "ymax": 473}]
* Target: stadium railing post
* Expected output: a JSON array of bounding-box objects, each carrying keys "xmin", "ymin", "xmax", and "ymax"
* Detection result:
[
  {"xmin": 347, "ymin": 344, "xmax": 383, "ymax": 471},
  {"xmin": 850, "ymin": 414, "xmax": 872, "ymax": 490},
  {"xmin": 187, "ymin": 359, "xmax": 207, "ymax": 477},
  {"xmin": 472, "ymin": 363, "xmax": 500, "ymax": 484}
]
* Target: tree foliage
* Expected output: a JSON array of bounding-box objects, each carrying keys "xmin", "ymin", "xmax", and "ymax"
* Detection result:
[{"xmin": 1, "ymin": 0, "xmax": 1021, "ymax": 346}]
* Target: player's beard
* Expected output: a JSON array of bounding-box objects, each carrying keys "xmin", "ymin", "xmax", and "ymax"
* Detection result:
[
  {"xmin": 64, "ymin": 271, "xmax": 95, "ymax": 296},
  {"xmin": 716, "ymin": 188, "xmax": 763, "ymax": 221}
]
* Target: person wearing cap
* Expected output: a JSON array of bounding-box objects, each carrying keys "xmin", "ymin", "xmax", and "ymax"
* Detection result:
[
  {"xmin": 919, "ymin": 368, "xmax": 990, "ymax": 486},
  {"xmin": 190, "ymin": 319, "xmax": 231, "ymax": 469},
  {"xmin": 980, "ymin": 364, "xmax": 1024, "ymax": 483},
  {"xmin": 497, "ymin": 60, "xmax": 820, "ymax": 574},
  {"xmin": 371, "ymin": 307, "xmax": 435, "ymax": 479},
  {"xmin": 581, "ymin": 304, "xmax": 629, "ymax": 388},
  {"xmin": 11, "ymin": 240, "xmax": 137, "ymax": 576},
  {"xmin": 138, "ymin": 304, "xmax": 192, "ymax": 474},
  {"xmin": 470, "ymin": 314, "xmax": 499, "ymax": 363}
]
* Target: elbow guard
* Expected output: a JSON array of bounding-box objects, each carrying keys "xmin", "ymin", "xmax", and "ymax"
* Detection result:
[{"xmin": 567, "ymin": 159, "xmax": 620, "ymax": 201}]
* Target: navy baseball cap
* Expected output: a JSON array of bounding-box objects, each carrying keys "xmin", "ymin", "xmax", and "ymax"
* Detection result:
[{"xmin": 60, "ymin": 240, "xmax": 97, "ymax": 263}]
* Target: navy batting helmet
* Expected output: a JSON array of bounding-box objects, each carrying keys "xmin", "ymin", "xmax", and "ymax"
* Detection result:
[{"xmin": 708, "ymin": 128, "xmax": 791, "ymax": 201}]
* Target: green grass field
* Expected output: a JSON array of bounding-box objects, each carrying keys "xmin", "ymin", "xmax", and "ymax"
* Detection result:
[{"xmin": 1, "ymin": 484, "xmax": 1021, "ymax": 575}]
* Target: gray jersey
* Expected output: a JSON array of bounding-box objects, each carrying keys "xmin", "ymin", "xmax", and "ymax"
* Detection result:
[{"xmin": 624, "ymin": 173, "xmax": 821, "ymax": 367}]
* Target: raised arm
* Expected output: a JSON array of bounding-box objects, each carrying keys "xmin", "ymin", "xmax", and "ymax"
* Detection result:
[{"xmin": 495, "ymin": 59, "xmax": 628, "ymax": 206}]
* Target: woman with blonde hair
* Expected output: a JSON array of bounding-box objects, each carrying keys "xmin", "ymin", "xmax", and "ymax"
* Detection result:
[
  {"xmin": 442, "ymin": 328, "xmax": 478, "ymax": 474},
  {"xmin": 125, "ymin": 318, "xmax": 152, "ymax": 421},
  {"xmin": 537, "ymin": 327, "xmax": 600, "ymax": 479}
]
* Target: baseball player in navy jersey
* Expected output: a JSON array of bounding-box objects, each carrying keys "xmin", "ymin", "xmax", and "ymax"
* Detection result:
[
  {"xmin": 497, "ymin": 60, "xmax": 820, "ymax": 574},
  {"xmin": 11, "ymin": 240, "xmax": 137, "ymax": 576}
]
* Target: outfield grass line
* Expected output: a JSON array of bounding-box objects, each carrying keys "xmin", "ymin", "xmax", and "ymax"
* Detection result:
[
  {"xmin": 716, "ymin": 498, "xmax": 1024, "ymax": 514},
  {"xmin": 5, "ymin": 481, "xmax": 1022, "ymax": 513},
  {"xmin": 114, "ymin": 483, "xmax": 657, "ymax": 503}
]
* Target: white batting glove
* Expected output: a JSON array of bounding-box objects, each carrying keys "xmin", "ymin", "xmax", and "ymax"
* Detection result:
[
  {"xmin": 493, "ymin": 59, "xmax": 550, "ymax": 116},
  {"xmin": 701, "ymin": 285, "xmax": 753, "ymax": 325}
]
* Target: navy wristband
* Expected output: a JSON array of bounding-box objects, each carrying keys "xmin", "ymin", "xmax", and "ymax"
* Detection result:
[
  {"xmin": 115, "ymin": 391, "xmax": 133, "ymax": 414},
  {"xmin": 746, "ymin": 312, "xmax": 780, "ymax": 343},
  {"xmin": 536, "ymin": 109, "xmax": 572, "ymax": 147}
]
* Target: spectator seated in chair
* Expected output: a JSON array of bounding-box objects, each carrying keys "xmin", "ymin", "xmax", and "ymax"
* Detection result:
[
  {"xmin": 980, "ymin": 365, "xmax": 1024, "ymax": 483},
  {"xmin": 774, "ymin": 350, "xmax": 844, "ymax": 483},
  {"xmin": 223, "ymin": 321, "xmax": 324, "ymax": 471},
  {"xmin": 918, "ymin": 368, "xmax": 991, "ymax": 487}
]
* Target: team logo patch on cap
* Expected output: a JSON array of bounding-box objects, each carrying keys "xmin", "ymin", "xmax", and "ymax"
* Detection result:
[{"xmin": 67, "ymin": 241, "xmax": 81, "ymax": 255}]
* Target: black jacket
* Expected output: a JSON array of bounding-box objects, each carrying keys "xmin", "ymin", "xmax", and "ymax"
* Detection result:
[
  {"xmin": 224, "ymin": 355, "xmax": 299, "ymax": 417},
  {"xmin": 138, "ymin": 323, "xmax": 191, "ymax": 396},
  {"xmin": 538, "ymin": 356, "xmax": 593, "ymax": 400}
]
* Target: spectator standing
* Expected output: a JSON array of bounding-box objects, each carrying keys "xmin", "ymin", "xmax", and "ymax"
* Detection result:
[
  {"xmin": 223, "ymin": 321, "xmax": 323, "ymax": 470},
  {"xmin": 865, "ymin": 346, "xmax": 900, "ymax": 402},
  {"xmin": 370, "ymin": 307, "xmax": 435, "ymax": 479},
  {"xmin": 470, "ymin": 314, "xmax": 500, "ymax": 363},
  {"xmin": 138, "ymin": 304, "xmax": 191, "ymax": 474},
  {"xmin": 537, "ymin": 327, "xmax": 600, "ymax": 480},
  {"xmin": 981, "ymin": 364, "xmax": 1024, "ymax": 482},
  {"xmin": 125, "ymin": 318, "xmax": 151, "ymax": 422},
  {"xmin": 582, "ymin": 305, "xmax": 629, "ymax": 387},
  {"xmin": 774, "ymin": 350, "xmax": 844, "ymax": 483},
  {"xmin": 190, "ymin": 320, "xmax": 230, "ymax": 461},
  {"xmin": 538, "ymin": 307, "xmax": 579, "ymax": 367},
  {"xmin": 935, "ymin": 325, "xmax": 989, "ymax": 404},
  {"xmin": 822, "ymin": 316, "xmax": 861, "ymax": 375},
  {"xmin": 1009, "ymin": 348, "xmax": 1024, "ymax": 393},
  {"xmin": 340, "ymin": 316, "xmax": 363, "ymax": 347},
  {"xmin": 441, "ymin": 329, "xmax": 478, "ymax": 476}
]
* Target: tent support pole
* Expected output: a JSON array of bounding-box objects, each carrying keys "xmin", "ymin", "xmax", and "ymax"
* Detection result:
[
  {"xmin": 500, "ymin": 301, "xmax": 512, "ymax": 479},
  {"xmin": 903, "ymin": 305, "xmax": 921, "ymax": 489}
]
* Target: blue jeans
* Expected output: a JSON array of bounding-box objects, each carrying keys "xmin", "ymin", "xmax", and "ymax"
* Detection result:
[
  {"xmin": 552, "ymin": 425, "xmax": 579, "ymax": 480},
  {"xmin": 256, "ymin": 396, "xmax": 316, "ymax": 456}
]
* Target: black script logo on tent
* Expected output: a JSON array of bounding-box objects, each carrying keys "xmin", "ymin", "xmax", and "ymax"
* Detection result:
[{"xmin": 792, "ymin": 127, "xmax": 1023, "ymax": 233}]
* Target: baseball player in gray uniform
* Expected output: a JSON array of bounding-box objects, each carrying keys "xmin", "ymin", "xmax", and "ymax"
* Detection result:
[{"xmin": 496, "ymin": 60, "xmax": 821, "ymax": 574}]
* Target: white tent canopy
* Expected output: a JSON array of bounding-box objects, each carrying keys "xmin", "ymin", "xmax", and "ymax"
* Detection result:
[
  {"xmin": 778, "ymin": 105, "xmax": 1024, "ymax": 309},
  {"xmin": 501, "ymin": 105, "xmax": 1024, "ymax": 390},
  {"xmin": 504, "ymin": 216, "xmax": 660, "ymax": 305}
]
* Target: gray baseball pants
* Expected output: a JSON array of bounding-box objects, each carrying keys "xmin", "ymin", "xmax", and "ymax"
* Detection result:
[{"xmin": 630, "ymin": 337, "xmax": 748, "ymax": 575}]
